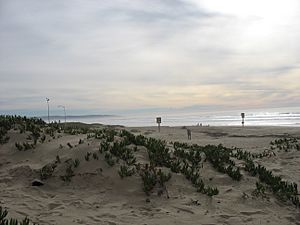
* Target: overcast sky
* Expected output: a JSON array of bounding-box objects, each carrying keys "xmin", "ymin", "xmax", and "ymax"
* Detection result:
[{"xmin": 0, "ymin": 0, "xmax": 300, "ymax": 115}]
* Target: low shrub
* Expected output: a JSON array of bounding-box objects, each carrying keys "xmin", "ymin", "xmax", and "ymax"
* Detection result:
[
  {"xmin": 40, "ymin": 163, "xmax": 57, "ymax": 180},
  {"xmin": 118, "ymin": 165, "xmax": 135, "ymax": 178},
  {"xmin": 0, "ymin": 206, "xmax": 37, "ymax": 225},
  {"xmin": 104, "ymin": 152, "xmax": 115, "ymax": 166},
  {"xmin": 73, "ymin": 159, "xmax": 80, "ymax": 168},
  {"xmin": 92, "ymin": 152, "xmax": 99, "ymax": 160},
  {"xmin": 85, "ymin": 152, "xmax": 91, "ymax": 161},
  {"xmin": 60, "ymin": 164, "xmax": 75, "ymax": 182}
]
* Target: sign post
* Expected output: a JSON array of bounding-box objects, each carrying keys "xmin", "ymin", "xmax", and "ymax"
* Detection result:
[
  {"xmin": 156, "ymin": 117, "xmax": 161, "ymax": 132},
  {"xmin": 241, "ymin": 113, "xmax": 245, "ymax": 127}
]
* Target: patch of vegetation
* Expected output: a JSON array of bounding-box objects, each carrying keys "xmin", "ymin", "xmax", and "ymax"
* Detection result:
[
  {"xmin": 241, "ymin": 152, "xmax": 300, "ymax": 207},
  {"xmin": 270, "ymin": 137, "xmax": 300, "ymax": 152},
  {"xmin": 60, "ymin": 164, "xmax": 75, "ymax": 182},
  {"xmin": 120, "ymin": 130, "xmax": 219, "ymax": 197},
  {"xmin": 94, "ymin": 128, "xmax": 116, "ymax": 142},
  {"xmin": 0, "ymin": 127, "xmax": 10, "ymax": 144},
  {"xmin": 118, "ymin": 165, "xmax": 135, "ymax": 178},
  {"xmin": 140, "ymin": 164, "xmax": 157, "ymax": 195},
  {"xmin": 99, "ymin": 140, "xmax": 109, "ymax": 154},
  {"xmin": 56, "ymin": 155, "xmax": 61, "ymax": 164},
  {"xmin": 73, "ymin": 159, "xmax": 80, "ymax": 168},
  {"xmin": 92, "ymin": 152, "xmax": 99, "ymax": 160},
  {"xmin": 157, "ymin": 169, "xmax": 171, "ymax": 187},
  {"xmin": 0, "ymin": 206, "xmax": 38, "ymax": 225},
  {"xmin": 15, "ymin": 142, "xmax": 35, "ymax": 151},
  {"xmin": 174, "ymin": 142, "xmax": 242, "ymax": 181},
  {"xmin": 63, "ymin": 125, "xmax": 90, "ymax": 135},
  {"xmin": 0, "ymin": 115, "xmax": 46, "ymax": 145},
  {"xmin": 15, "ymin": 142, "xmax": 23, "ymax": 151},
  {"xmin": 109, "ymin": 142, "xmax": 136, "ymax": 165},
  {"xmin": 84, "ymin": 152, "xmax": 91, "ymax": 161},
  {"xmin": 104, "ymin": 152, "xmax": 115, "ymax": 167},
  {"xmin": 40, "ymin": 162, "xmax": 57, "ymax": 180},
  {"xmin": 170, "ymin": 159, "xmax": 181, "ymax": 173},
  {"xmin": 40, "ymin": 135, "xmax": 46, "ymax": 143},
  {"xmin": 138, "ymin": 164, "xmax": 172, "ymax": 195},
  {"xmin": 146, "ymin": 138, "xmax": 171, "ymax": 167},
  {"xmin": 252, "ymin": 182, "xmax": 268, "ymax": 199}
]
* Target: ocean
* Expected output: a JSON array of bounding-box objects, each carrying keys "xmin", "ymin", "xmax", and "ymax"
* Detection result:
[{"xmin": 48, "ymin": 107, "xmax": 300, "ymax": 127}]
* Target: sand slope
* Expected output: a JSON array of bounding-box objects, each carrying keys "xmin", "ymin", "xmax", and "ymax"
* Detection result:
[{"xmin": 1, "ymin": 126, "xmax": 300, "ymax": 225}]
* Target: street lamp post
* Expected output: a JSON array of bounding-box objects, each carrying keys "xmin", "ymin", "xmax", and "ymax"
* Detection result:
[{"xmin": 46, "ymin": 98, "xmax": 50, "ymax": 124}]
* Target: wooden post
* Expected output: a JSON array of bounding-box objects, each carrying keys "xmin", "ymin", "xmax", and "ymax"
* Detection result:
[
  {"xmin": 241, "ymin": 113, "xmax": 245, "ymax": 127},
  {"xmin": 156, "ymin": 117, "xmax": 161, "ymax": 132}
]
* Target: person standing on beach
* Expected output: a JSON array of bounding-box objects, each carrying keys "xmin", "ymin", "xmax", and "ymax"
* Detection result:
[{"xmin": 187, "ymin": 129, "xmax": 191, "ymax": 140}]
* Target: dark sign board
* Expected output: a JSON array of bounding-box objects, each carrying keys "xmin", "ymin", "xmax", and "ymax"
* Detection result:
[{"xmin": 156, "ymin": 117, "xmax": 161, "ymax": 124}]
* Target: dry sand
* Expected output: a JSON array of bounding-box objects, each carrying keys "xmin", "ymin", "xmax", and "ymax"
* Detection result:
[{"xmin": 1, "ymin": 125, "xmax": 300, "ymax": 225}]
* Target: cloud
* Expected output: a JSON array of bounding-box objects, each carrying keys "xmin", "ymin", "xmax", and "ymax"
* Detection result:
[{"xmin": 0, "ymin": 0, "xmax": 300, "ymax": 115}]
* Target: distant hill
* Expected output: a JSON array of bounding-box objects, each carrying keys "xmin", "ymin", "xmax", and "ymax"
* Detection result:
[{"xmin": 40, "ymin": 115, "xmax": 117, "ymax": 120}]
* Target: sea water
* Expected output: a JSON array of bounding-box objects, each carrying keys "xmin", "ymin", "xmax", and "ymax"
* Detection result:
[{"xmin": 59, "ymin": 107, "xmax": 300, "ymax": 127}]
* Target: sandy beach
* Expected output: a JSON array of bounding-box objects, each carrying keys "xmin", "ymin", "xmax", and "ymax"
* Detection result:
[
  {"xmin": 1, "ymin": 123, "xmax": 300, "ymax": 225},
  {"xmin": 2, "ymin": 1, "xmax": 300, "ymax": 224}
]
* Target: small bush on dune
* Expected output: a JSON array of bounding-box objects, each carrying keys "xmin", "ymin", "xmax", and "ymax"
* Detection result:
[
  {"xmin": 170, "ymin": 159, "xmax": 181, "ymax": 173},
  {"xmin": 0, "ymin": 127, "xmax": 10, "ymax": 144},
  {"xmin": 87, "ymin": 133, "xmax": 94, "ymax": 139},
  {"xmin": 15, "ymin": 142, "xmax": 23, "ymax": 151},
  {"xmin": 99, "ymin": 141, "xmax": 109, "ymax": 153},
  {"xmin": 92, "ymin": 152, "xmax": 99, "ymax": 160},
  {"xmin": 56, "ymin": 155, "xmax": 61, "ymax": 163},
  {"xmin": 141, "ymin": 166, "xmax": 157, "ymax": 195},
  {"xmin": 15, "ymin": 142, "xmax": 35, "ymax": 151},
  {"xmin": 102, "ymin": 128, "xmax": 116, "ymax": 142},
  {"xmin": 40, "ymin": 135, "xmax": 46, "ymax": 143},
  {"xmin": 252, "ymin": 182, "xmax": 267, "ymax": 198},
  {"xmin": 0, "ymin": 206, "xmax": 37, "ymax": 225},
  {"xmin": 73, "ymin": 159, "xmax": 80, "ymax": 168},
  {"xmin": 85, "ymin": 152, "xmax": 91, "ymax": 161},
  {"xmin": 118, "ymin": 165, "xmax": 135, "ymax": 178},
  {"xmin": 40, "ymin": 163, "xmax": 57, "ymax": 180},
  {"xmin": 156, "ymin": 169, "xmax": 171, "ymax": 187},
  {"xmin": 204, "ymin": 186, "xmax": 219, "ymax": 197},
  {"xmin": 270, "ymin": 137, "xmax": 300, "ymax": 152},
  {"xmin": 104, "ymin": 152, "xmax": 115, "ymax": 166},
  {"xmin": 60, "ymin": 164, "xmax": 75, "ymax": 182},
  {"xmin": 23, "ymin": 142, "xmax": 35, "ymax": 151}
]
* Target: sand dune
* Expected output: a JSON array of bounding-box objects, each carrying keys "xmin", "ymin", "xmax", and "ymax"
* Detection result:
[{"xmin": 1, "ymin": 124, "xmax": 300, "ymax": 225}]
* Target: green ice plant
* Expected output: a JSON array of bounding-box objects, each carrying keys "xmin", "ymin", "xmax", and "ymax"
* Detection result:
[
  {"xmin": 118, "ymin": 165, "xmax": 135, "ymax": 178},
  {"xmin": 0, "ymin": 206, "xmax": 38, "ymax": 225}
]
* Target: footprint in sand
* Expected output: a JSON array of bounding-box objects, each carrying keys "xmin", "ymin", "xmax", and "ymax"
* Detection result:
[
  {"xmin": 240, "ymin": 210, "xmax": 266, "ymax": 216},
  {"xmin": 218, "ymin": 214, "xmax": 235, "ymax": 219}
]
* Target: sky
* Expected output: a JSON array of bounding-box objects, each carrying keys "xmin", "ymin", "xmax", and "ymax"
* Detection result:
[{"xmin": 0, "ymin": 0, "xmax": 300, "ymax": 116}]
